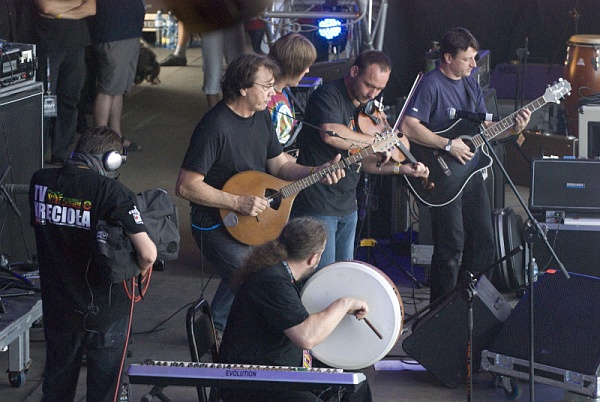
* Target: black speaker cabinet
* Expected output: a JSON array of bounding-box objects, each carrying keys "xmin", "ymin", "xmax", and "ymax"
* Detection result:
[
  {"xmin": 402, "ymin": 276, "xmax": 512, "ymax": 388},
  {"xmin": 530, "ymin": 158, "xmax": 600, "ymax": 214},
  {"xmin": 488, "ymin": 271, "xmax": 600, "ymax": 376},
  {"xmin": 532, "ymin": 223, "xmax": 600, "ymax": 277},
  {"xmin": 0, "ymin": 82, "xmax": 43, "ymax": 263}
]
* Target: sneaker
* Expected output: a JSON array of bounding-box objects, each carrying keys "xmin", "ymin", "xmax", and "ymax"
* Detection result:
[{"xmin": 160, "ymin": 54, "xmax": 187, "ymax": 67}]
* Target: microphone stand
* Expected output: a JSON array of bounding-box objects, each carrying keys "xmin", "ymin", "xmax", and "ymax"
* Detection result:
[{"xmin": 478, "ymin": 118, "xmax": 569, "ymax": 402}]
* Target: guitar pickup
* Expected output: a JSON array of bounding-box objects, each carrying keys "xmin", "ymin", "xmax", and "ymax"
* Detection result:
[{"xmin": 433, "ymin": 150, "xmax": 452, "ymax": 177}]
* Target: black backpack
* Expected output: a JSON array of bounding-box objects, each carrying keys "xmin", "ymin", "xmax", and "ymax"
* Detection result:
[{"xmin": 94, "ymin": 188, "xmax": 180, "ymax": 283}]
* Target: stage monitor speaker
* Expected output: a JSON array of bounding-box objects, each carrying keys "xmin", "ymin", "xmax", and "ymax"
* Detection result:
[
  {"xmin": 402, "ymin": 275, "xmax": 512, "ymax": 388},
  {"xmin": 579, "ymin": 105, "xmax": 600, "ymax": 159},
  {"xmin": 530, "ymin": 158, "xmax": 600, "ymax": 214},
  {"xmin": 488, "ymin": 271, "xmax": 600, "ymax": 376},
  {"xmin": 0, "ymin": 82, "xmax": 44, "ymax": 263}
]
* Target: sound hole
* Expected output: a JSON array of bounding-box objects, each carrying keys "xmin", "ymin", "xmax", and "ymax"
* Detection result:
[{"xmin": 265, "ymin": 189, "xmax": 281, "ymax": 210}]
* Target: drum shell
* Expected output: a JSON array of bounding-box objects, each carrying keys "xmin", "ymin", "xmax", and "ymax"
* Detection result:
[{"xmin": 563, "ymin": 34, "xmax": 600, "ymax": 137}]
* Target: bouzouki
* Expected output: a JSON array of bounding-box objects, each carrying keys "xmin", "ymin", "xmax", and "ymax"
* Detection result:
[
  {"xmin": 403, "ymin": 80, "xmax": 571, "ymax": 207},
  {"xmin": 219, "ymin": 133, "xmax": 399, "ymax": 246}
]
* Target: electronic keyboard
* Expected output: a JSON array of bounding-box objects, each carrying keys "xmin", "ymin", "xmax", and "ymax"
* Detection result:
[{"xmin": 127, "ymin": 360, "xmax": 367, "ymax": 392}]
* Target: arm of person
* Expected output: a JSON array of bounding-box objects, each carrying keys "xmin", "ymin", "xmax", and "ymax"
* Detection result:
[
  {"xmin": 401, "ymin": 115, "xmax": 474, "ymax": 165},
  {"xmin": 284, "ymin": 297, "xmax": 368, "ymax": 350},
  {"xmin": 361, "ymin": 155, "xmax": 429, "ymax": 178},
  {"xmin": 319, "ymin": 122, "xmax": 377, "ymax": 152},
  {"xmin": 175, "ymin": 168, "xmax": 269, "ymax": 217},
  {"xmin": 266, "ymin": 152, "xmax": 346, "ymax": 185},
  {"xmin": 34, "ymin": 0, "xmax": 96, "ymax": 19},
  {"xmin": 128, "ymin": 231, "xmax": 157, "ymax": 277}
]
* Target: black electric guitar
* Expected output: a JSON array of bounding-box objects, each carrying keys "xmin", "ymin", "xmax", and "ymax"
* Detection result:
[{"xmin": 403, "ymin": 80, "xmax": 571, "ymax": 207}]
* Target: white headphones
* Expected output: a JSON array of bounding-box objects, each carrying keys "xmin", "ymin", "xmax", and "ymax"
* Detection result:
[{"xmin": 100, "ymin": 150, "xmax": 127, "ymax": 171}]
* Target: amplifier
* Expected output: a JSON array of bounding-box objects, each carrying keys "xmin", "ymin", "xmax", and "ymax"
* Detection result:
[
  {"xmin": 0, "ymin": 42, "xmax": 36, "ymax": 88},
  {"xmin": 530, "ymin": 158, "xmax": 600, "ymax": 214}
]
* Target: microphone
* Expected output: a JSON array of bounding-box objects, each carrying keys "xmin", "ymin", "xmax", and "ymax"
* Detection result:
[{"xmin": 448, "ymin": 107, "xmax": 500, "ymax": 122}]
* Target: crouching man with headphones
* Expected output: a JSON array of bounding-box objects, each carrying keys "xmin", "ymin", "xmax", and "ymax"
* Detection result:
[{"xmin": 29, "ymin": 126, "xmax": 157, "ymax": 402}]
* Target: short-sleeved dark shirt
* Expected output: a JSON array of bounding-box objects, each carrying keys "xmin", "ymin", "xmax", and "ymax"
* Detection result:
[
  {"xmin": 29, "ymin": 165, "xmax": 147, "ymax": 333},
  {"xmin": 294, "ymin": 79, "xmax": 361, "ymax": 216},
  {"xmin": 218, "ymin": 263, "xmax": 309, "ymax": 367}
]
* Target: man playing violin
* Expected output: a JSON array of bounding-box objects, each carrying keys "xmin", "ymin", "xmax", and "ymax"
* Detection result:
[
  {"xmin": 400, "ymin": 27, "xmax": 531, "ymax": 303},
  {"xmin": 293, "ymin": 50, "xmax": 428, "ymax": 271},
  {"xmin": 176, "ymin": 54, "xmax": 344, "ymax": 340}
]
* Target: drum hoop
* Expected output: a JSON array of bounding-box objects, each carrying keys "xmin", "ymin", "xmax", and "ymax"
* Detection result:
[{"xmin": 568, "ymin": 34, "xmax": 600, "ymax": 46}]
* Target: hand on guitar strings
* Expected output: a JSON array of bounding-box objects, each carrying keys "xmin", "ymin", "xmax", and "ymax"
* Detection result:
[
  {"xmin": 447, "ymin": 138, "xmax": 474, "ymax": 165},
  {"xmin": 235, "ymin": 194, "xmax": 269, "ymax": 217},
  {"xmin": 311, "ymin": 154, "xmax": 346, "ymax": 185}
]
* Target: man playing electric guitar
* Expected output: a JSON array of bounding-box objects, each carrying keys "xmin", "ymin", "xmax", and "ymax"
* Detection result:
[{"xmin": 400, "ymin": 27, "xmax": 531, "ymax": 303}]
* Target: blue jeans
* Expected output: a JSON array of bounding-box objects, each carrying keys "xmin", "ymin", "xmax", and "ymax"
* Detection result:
[
  {"xmin": 191, "ymin": 208, "xmax": 251, "ymax": 332},
  {"xmin": 297, "ymin": 212, "xmax": 358, "ymax": 270}
]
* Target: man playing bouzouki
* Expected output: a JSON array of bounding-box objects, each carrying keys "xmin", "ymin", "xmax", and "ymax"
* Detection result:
[
  {"xmin": 400, "ymin": 27, "xmax": 531, "ymax": 303},
  {"xmin": 176, "ymin": 54, "xmax": 345, "ymax": 340}
]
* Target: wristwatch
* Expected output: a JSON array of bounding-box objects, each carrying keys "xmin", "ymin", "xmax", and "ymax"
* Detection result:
[{"xmin": 444, "ymin": 138, "xmax": 453, "ymax": 152}]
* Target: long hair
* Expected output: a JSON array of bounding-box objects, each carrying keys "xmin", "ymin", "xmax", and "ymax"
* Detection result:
[
  {"xmin": 221, "ymin": 54, "xmax": 280, "ymax": 103},
  {"xmin": 268, "ymin": 33, "xmax": 316, "ymax": 81},
  {"xmin": 439, "ymin": 27, "xmax": 480, "ymax": 60},
  {"xmin": 231, "ymin": 217, "xmax": 327, "ymax": 291}
]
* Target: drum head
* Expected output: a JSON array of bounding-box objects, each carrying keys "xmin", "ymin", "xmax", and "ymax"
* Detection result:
[
  {"xmin": 301, "ymin": 261, "xmax": 403, "ymax": 370},
  {"xmin": 568, "ymin": 34, "xmax": 600, "ymax": 45}
]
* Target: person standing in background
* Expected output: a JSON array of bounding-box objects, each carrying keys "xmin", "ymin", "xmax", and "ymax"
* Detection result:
[
  {"xmin": 32, "ymin": 0, "xmax": 96, "ymax": 165},
  {"xmin": 29, "ymin": 126, "xmax": 157, "ymax": 401},
  {"xmin": 201, "ymin": 23, "xmax": 247, "ymax": 109},
  {"xmin": 267, "ymin": 32, "xmax": 316, "ymax": 149},
  {"xmin": 89, "ymin": 0, "xmax": 144, "ymax": 151}
]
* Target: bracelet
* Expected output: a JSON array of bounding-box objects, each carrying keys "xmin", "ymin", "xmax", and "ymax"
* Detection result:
[
  {"xmin": 55, "ymin": 13, "xmax": 62, "ymax": 19},
  {"xmin": 510, "ymin": 127, "xmax": 519, "ymax": 135},
  {"xmin": 309, "ymin": 166, "xmax": 317, "ymax": 175},
  {"xmin": 393, "ymin": 163, "xmax": 401, "ymax": 175}
]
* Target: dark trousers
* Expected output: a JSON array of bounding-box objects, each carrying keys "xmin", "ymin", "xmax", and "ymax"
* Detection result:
[
  {"xmin": 38, "ymin": 46, "xmax": 86, "ymax": 161},
  {"xmin": 42, "ymin": 315, "xmax": 130, "ymax": 402},
  {"xmin": 190, "ymin": 208, "xmax": 251, "ymax": 332},
  {"xmin": 428, "ymin": 173, "xmax": 496, "ymax": 303}
]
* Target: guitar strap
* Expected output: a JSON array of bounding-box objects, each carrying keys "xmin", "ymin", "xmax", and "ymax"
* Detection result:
[{"xmin": 462, "ymin": 78, "xmax": 481, "ymax": 113}]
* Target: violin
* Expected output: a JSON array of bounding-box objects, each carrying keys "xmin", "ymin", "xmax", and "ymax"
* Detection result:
[
  {"xmin": 354, "ymin": 99, "xmax": 416, "ymax": 164},
  {"xmin": 354, "ymin": 78, "xmax": 433, "ymax": 190}
]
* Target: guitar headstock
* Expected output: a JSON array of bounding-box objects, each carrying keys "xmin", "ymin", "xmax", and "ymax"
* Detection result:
[
  {"xmin": 543, "ymin": 79, "xmax": 572, "ymax": 104},
  {"xmin": 371, "ymin": 132, "xmax": 400, "ymax": 153}
]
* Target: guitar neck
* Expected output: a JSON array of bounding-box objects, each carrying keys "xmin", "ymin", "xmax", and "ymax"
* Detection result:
[
  {"xmin": 470, "ymin": 94, "xmax": 548, "ymax": 148},
  {"xmin": 278, "ymin": 146, "xmax": 377, "ymax": 199}
]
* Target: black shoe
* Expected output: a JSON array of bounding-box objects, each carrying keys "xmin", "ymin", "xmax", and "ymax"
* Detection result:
[{"xmin": 160, "ymin": 54, "xmax": 187, "ymax": 67}]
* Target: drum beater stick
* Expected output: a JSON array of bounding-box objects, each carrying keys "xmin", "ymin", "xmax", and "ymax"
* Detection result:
[{"xmin": 363, "ymin": 318, "xmax": 383, "ymax": 339}]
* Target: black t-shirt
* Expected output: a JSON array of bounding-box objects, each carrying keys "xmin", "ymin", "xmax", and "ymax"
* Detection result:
[
  {"xmin": 29, "ymin": 165, "xmax": 147, "ymax": 333},
  {"xmin": 32, "ymin": 14, "xmax": 91, "ymax": 53},
  {"xmin": 218, "ymin": 263, "xmax": 309, "ymax": 367},
  {"xmin": 181, "ymin": 101, "xmax": 283, "ymax": 218},
  {"xmin": 294, "ymin": 79, "xmax": 361, "ymax": 216}
]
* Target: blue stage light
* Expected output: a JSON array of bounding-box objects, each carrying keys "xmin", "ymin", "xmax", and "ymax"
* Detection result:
[{"xmin": 317, "ymin": 18, "xmax": 343, "ymax": 40}]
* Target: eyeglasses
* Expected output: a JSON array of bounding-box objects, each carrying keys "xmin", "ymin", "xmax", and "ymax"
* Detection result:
[{"xmin": 253, "ymin": 82, "xmax": 276, "ymax": 91}]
